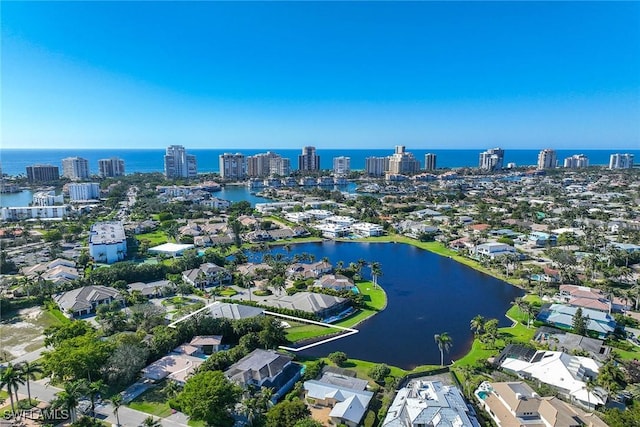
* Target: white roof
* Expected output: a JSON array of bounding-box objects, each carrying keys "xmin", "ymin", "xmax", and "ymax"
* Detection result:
[{"xmin": 148, "ymin": 243, "xmax": 194, "ymax": 254}]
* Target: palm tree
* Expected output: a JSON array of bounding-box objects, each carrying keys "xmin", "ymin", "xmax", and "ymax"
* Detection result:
[
  {"xmin": 87, "ymin": 380, "xmax": 106, "ymax": 417},
  {"xmin": 0, "ymin": 363, "xmax": 25, "ymax": 415},
  {"xmin": 110, "ymin": 394, "xmax": 123, "ymax": 427},
  {"xmin": 470, "ymin": 315, "xmax": 485, "ymax": 337},
  {"xmin": 370, "ymin": 261, "xmax": 382, "ymax": 289},
  {"xmin": 18, "ymin": 361, "xmax": 43, "ymax": 405},
  {"xmin": 434, "ymin": 333, "xmax": 453, "ymax": 367},
  {"xmin": 55, "ymin": 381, "xmax": 84, "ymax": 423},
  {"xmin": 140, "ymin": 416, "xmax": 162, "ymax": 427}
]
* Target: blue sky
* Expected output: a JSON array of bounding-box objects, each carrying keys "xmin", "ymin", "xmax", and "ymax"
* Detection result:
[{"xmin": 2, "ymin": 1, "xmax": 639, "ymax": 150}]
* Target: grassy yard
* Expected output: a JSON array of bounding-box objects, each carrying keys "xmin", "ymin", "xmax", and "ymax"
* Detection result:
[
  {"xmin": 0, "ymin": 306, "xmax": 64, "ymax": 361},
  {"xmin": 128, "ymin": 383, "xmax": 174, "ymax": 418},
  {"xmin": 137, "ymin": 230, "xmax": 168, "ymax": 246},
  {"xmin": 284, "ymin": 281, "xmax": 387, "ymax": 343}
]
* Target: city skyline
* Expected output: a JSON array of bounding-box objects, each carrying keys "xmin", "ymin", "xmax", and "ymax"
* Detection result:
[{"xmin": 2, "ymin": 2, "xmax": 639, "ymax": 150}]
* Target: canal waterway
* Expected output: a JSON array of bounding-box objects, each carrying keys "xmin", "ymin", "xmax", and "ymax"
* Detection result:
[{"xmin": 263, "ymin": 241, "xmax": 524, "ymax": 370}]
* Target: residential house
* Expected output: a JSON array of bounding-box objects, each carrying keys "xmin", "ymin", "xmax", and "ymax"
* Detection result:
[
  {"xmin": 499, "ymin": 349, "xmax": 605, "ymax": 409},
  {"xmin": 264, "ymin": 292, "xmax": 351, "ymax": 320},
  {"xmin": 177, "ymin": 335, "xmax": 223, "ymax": 356},
  {"xmin": 141, "ymin": 353, "xmax": 203, "ymax": 385},
  {"xmin": 314, "ymin": 274, "xmax": 355, "ymax": 292},
  {"xmin": 475, "ymin": 242, "xmax": 517, "ymax": 259},
  {"xmin": 225, "ymin": 349, "xmax": 302, "ymax": 401},
  {"xmin": 475, "ymin": 381, "xmax": 608, "ymax": 427},
  {"xmin": 127, "ymin": 279, "xmax": 174, "ymax": 298},
  {"xmin": 527, "ymin": 232, "xmax": 557, "ymax": 248},
  {"xmin": 182, "ymin": 263, "xmax": 231, "ymax": 289},
  {"xmin": 304, "ymin": 377, "xmax": 374, "ymax": 427},
  {"xmin": 559, "ymin": 284, "xmax": 630, "ymax": 313},
  {"xmin": 287, "ymin": 261, "xmax": 333, "ymax": 279},
  {"xmin": 382, "ymin": 380, "xmax": 478, "ymax": 427},
  {"xmin": 536, "ymin": 304, "xmax": 617, "ymax": 338},
  {"xmin": 206, "ymin": 302, "xmax": 265, "ymax": 320},
  {"xmin": 533, "ymin": 326, "xmax": 611, "ymax": 362},
  {"xmin": 54, "ymin": 285, "xmax": 123, "ymax": 318}
]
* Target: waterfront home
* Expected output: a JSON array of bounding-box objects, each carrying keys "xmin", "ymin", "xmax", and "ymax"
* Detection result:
[
  {"xmin": 475, "ymin": 381, "xmax": 608, "ymax": 427},
  {"xmin": 499, "ymin": 350, "xmax": 604, "ymax": 409},
  {"xmin": 474, "ymin": 242, "xmax": 517, "ymax": 259},
  {"xmin": 206, "ymin": 302, "xmax": 265, "ymax": 320},
  {"xmin": 313, "ymin": 222, "xmax": 350, "ymax": 238},
  {"xmin": 559, "ymin": 284, "xmax": 630, "ymax": 313},
  {"xmin": 286, "ymin": 261, "xmax": 333, "ymax": 279},
  {"xmin": 225, "ymin": 349, "xmax": 302, "ymax": 402},
  {"xmin": 382, "ymin": 380, "xmax": 478, "ymax": 427},
  {"xmin": 533, "ymin": 326, "xmax": 611, "ymax": 362},
  {"xmin": 285, "ymin": 212, "xmax": 313, "ymax": 223},
  {"xmin": 54, "ymin": 285, "xmax": 123, "ymax": 318},
  {"xmin": 314, "ymin": 274, "xmax": 354, "ymax": 292},
  {"xmin": 236, "ymin": 262, "xmax": 272, "ymax": 278},
  {"xmin": 351, "ymin": 222, "xmax": 384, "ymax": 237},
  {"xmin": 304, "ymin": 378, "xmax": 374, "ymax": 427},
  {"xmin": 264, "ymin": 291, "xmax": 350, "ymax": 320},
  {"xmin": 536, "ymin": 303, "xmax": 617, "ymax": 338},
  {"xmin": 182, "ymin": 262, "xmax": 231, "ymax": 289}
]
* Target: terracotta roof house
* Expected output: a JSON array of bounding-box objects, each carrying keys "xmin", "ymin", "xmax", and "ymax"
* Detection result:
[
  {"xmin": 314, "ymin": 274, "xmax": 355, "ymax": 292},
  {"xmin": 475, "ymin": 381, "xmax": 608, "ymax": 427}
]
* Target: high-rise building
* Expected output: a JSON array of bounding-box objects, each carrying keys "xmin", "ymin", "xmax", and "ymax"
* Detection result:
[
  {"xmin": 333, "ymin": 156, "xmax": 351, "ymax": 175},
  {"xmin": 32, "ymin": 191, "xmax": 64, "ymax": 206},
  {"xmin": 537, "ymin": 149, "xmax": 557, "ymax": 169},
  {"xmin": 563, "ymin": 154, "xmax": 589, "ymax": 169},
  {"xmin": 365, "ymin": 157, "xmax": 389, "ymax": 177},
  {"xmin": 246, "ymin": 152, "xmax": 289, "ymax": 177},
  {"xmin": 298, "ymin": 146, "xmax": 320, "ymax": 172},
  {"xmin": 219, "ymin": 153, "xmax": 247, "ymax": 179},
  {"xmin": 164, "ymin": 145, "xmax": 197, "ymax": 179},
  {"xmin": 388, "ymin": 146, "xmax": 420, "ymax": 175},
  {"xmin": 26, "ymin": 165, "xmax": 60, "ymax": 183},
  {"xmin": 478, "ymin": 148, "xmax": 505, "ymax": 171},
  {"xmin": 98, "ymin": 157, "xmax": 125, "ymax": 178},
  {"xmin": 269, "ymin": 157, "xmax": 291, "ymax": 176},
  {"xmin": 609, "ymin": 153, "xmax": 634, "ymax": 169},
  {"xmin": 68, "ymin": 183, "xmax": 101, "ymax": 201},
  {"xmin": 62, "ymin": 157, "xmax": 90, "ymax": 180},
  {"xmin": 424, "ymin": 153, "xmax": 437, "ymax": 171}
]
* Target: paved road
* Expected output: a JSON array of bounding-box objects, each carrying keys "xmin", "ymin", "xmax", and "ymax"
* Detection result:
[
  {"xmin": 7, "ymin": 347, "xmax": 46, "ymax": 365},
  {"xmin": 14, "ymin": 379, "xmax": 190, "ymax": 427}
]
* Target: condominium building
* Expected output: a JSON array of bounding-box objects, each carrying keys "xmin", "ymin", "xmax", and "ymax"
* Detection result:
[
  {"xmin": 88, "ymin": 222, "xmax": 127, "ymax": 264},
  {"xmin": 333, "ymin": 156, "xmax": 351, "ymax": 175},
  {"xmin": 32, "ymin": 191, "xmax": 64, "ymax": 206},
  {"xmin": 62, "ymin": 157, "xmax": 90, "ymax": 180},
  {"xmin": 246, "ymin": 152, "xmax": 290, "ymax": 177},
  {"xmin": 388, "ymin": 145, "xmax": 420, "ymax": 175},
  {"xmin": 26, "ymin": 164, "xmax": 60, "ymax": 183},
  {"xmin": 1, "ymin": 206, "xmax": 69, "ymax": 221},
  {"xmin": 98, "ymin": 157, "xmax": 125, "ymax": 178},
  {"xmin": 365, "ymin": 157, "xmax": 389, "ymax": 177},
  {"xmin": 609, "ymin": 153, "xmax": 634, "ymax": 169},
  {"xmin": 537, "ymin": 148, "xmax": 557, "ymax": 169},
  {"xmin": 298, "ymin": 146, "xmax": 320, "ymax": 172},
  {"xmin": 219, "ymin": 153, "xmax": 247, "ymax": 179},
  {"xmin": 479, "ymin": 148, "xmax": 504, "ymax": 171},
  {"xmin": 68, "ymin": 183, "xmax": 101, "ymax": 201},
  {"xmin": 564, "ymin": 154, "xmax": 589, "ymax": 168},
  {"xmin": 164, "ymin": 145, "xmax": 197, "ymax": 179},
  {"xmin": 424, "ymin": 153, "xmax": 437, "ymax": 171}
]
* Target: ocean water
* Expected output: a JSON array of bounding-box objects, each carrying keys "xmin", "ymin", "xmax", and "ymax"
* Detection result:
[{"xmin": 0, "ymin": 148, "xmax": 637, "ymax": 177}]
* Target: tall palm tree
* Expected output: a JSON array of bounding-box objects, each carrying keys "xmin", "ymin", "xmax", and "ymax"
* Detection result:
[
  {"xmin": 370, "ymin": 262, "xmax": 382, "ymax": 289},
  {"xmin": 469, "ymin": 315, "xmax": 485, "ymax": 337},
  {"xmin": 87, "ymin": 380, "xmax": 106, "ymax": 417},
  {"xmin": 18, "ymin": 361, "xmax": 43, "ymax": 405},
  {"xmin": 110, "ymin": 394, "xmax": 123, "ymax": 427},
  {"xmin": 434, "ymin": 333, "xmax": 453, "ymax": 367},
  {"xmin": 0, "ymin": 363, "xmax": 25, "ymax": 415},
  {"xmin": 55, "ymin": 381, "xmax": 84, "ymax": 423}
]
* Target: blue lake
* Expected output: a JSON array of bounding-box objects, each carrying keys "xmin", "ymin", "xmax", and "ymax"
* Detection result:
[{"xmin": 262, "ymin": 241, "xmax": 524, "ymax": 369}]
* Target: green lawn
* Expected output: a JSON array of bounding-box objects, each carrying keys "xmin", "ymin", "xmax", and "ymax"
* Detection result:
[
  {"xmin": 218, "ymin": 288, "xmax": 238, "ymax": 297},
  {"xmin": 128, "ymin": 384, "xmax": 174, "ymax": 418},
  {"xmin": 137, "ymin": 230, "xmax": 169, "ymax": 246},
  {"xmin": 284, "ymin": 282, "xmax": 387, "ymax": 342}
]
